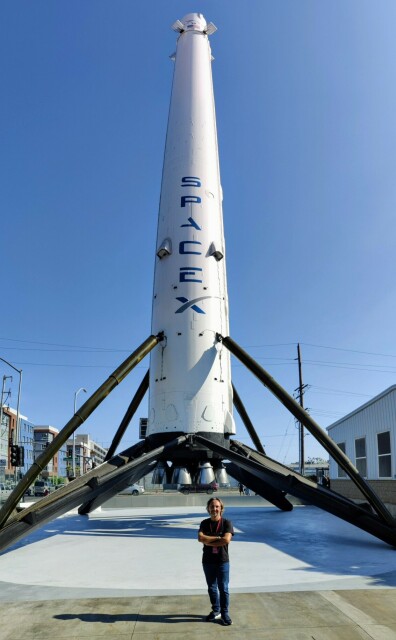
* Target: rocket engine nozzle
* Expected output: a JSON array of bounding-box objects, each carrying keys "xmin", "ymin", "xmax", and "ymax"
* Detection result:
[{"xmin": 152, "ymin": 458, "xmax": 229, "ymax": 490}]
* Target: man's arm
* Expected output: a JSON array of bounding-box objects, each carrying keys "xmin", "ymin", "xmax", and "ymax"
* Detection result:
[{"xmin": 198, "ymin": 531, "xmax": 232, "ymax": 547}]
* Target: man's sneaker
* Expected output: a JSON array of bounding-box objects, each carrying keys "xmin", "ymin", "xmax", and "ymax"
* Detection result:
[
  {"xmin": 222, "ymin": 614, "xmax": 233, "ymax": 626},
  {"xmin": 206, "ymin": 611, "xmax": 221, "ymax": 622}
]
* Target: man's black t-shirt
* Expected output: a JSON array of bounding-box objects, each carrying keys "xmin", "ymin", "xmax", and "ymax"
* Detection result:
[{"xmin": 199, "ymin": 517, "xmax": 234, "ymax": 564}]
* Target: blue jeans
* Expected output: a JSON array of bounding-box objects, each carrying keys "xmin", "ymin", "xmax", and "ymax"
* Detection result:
[{"xmin": 203, "ymin": 562, "xmax": 230, "ymax": 615}]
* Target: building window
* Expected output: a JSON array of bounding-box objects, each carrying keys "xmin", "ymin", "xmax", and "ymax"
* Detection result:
[
  {"xmin": 337, "ymin": 442, "xmax": 347, "ymax": 477},
  {"xmin": 377, "ymin": 431, "xmax": 392, "ymax": 478},
  {"xmin": 355, "ymin": 437, "xmax": 367, "ymax": 477}
]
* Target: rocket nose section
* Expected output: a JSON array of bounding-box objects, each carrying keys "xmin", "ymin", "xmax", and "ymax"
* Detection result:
[
  {"xmin": 172, "ymin": 14, "xmax": 217, "ymax": 36},
  {"xmin": 181, "ymin": 13, "xmax": 207, "ymax": 32}
]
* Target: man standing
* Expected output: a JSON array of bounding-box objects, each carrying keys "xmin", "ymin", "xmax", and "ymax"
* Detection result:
[{"xmin": 198, "ymin": 497, "xmax": 234, "ymax": 626}]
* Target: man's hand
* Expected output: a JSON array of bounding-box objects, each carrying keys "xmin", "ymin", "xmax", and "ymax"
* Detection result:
[{"xmin": 198, "ymin": 531, "xmax": 232, "ymax": 546}]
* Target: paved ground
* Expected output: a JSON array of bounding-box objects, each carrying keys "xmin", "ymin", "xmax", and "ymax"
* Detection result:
[
  {"xmin": 0, "ymin": 503, "xmax": 396, "ymax": 638},
  {"xmin": 1, "ymin": 590, "xmax": 396, "ymax": 639}
]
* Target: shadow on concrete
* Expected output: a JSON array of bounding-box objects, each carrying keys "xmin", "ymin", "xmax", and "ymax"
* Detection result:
[
  {"xmin": 3, "ymin": 506, "xmax": 396, "ymax": 589},
  {"xmin": 0, "ymin": 510, "xmax": 204, "ymax": 556},
  {"xmin": 54, "ymin": 612, "xmax": 206, "ymax": 624}
]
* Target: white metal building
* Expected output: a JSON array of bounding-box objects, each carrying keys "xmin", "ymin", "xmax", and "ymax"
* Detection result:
[{"xmin": 327, "ymin": 386, "xmax": 396, "ymax": 504}]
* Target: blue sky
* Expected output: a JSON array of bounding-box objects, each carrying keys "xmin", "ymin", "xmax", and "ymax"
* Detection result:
[{"xmin": 1, "ymin": 1, "xmax": 396, "ymax": 465}]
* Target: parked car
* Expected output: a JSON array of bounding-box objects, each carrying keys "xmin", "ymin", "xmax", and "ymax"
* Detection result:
[
  {"xmin": 178, "ymin": 483, "xmax": 219, "ymax": 495},
  {"xmin": 118, "ymin": 483, "xmax": 145, "ymax": 496},
  {"xmin": 34, "ymin": 481, "xmax": 50, "ymax": 496}
]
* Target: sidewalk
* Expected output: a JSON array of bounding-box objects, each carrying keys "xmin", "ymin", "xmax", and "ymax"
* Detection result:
[{"xmin": 1, "ymin": 590, "xmax": 396, "ymax": 639}]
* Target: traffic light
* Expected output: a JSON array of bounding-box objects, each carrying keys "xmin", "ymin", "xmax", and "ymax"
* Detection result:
[
  {"xmin": 17, "ymin": 446, "xmax": 25, "ymax": 467},
  {"xmin": 10, "ymin": 445, "xmax": 18, "ymax": 466},
  {"xmin": 10, "ymin": 445, "xmax": 24, "ymax": 467}
]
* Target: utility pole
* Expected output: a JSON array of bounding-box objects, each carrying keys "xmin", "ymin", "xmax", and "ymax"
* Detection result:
[
  {"xmin": 0, "ymin": 358, "xmax": 22, "ymax": 485},
  {"xmin": 0, "ymin": 376, "xmax": 12, "ymax": 481},
  {"xmin": 0, "ymin": 358, "xmax": 22, "ymax": 448},
  {"xmin": 296, "ymin": 343, "xmax": 307, "ymax": 476}
]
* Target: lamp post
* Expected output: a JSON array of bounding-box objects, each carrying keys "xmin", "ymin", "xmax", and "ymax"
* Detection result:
[
  {"xmin": 0, "ymin": 376, "xmax": 12, "ymax": 476},
  {"xmin": 72, "ymin": 387, "xmax": 87, "ymax": 478},
  {"xmin": 0, "ymin": 376, "xmax": 12, "ymax": 434}
]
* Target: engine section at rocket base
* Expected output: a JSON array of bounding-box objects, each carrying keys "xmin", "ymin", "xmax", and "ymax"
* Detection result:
[{"xmin": 148, "ymin": 13, "xmax": 235, "ymax": 454}]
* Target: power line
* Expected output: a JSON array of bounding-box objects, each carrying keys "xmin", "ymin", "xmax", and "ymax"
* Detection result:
[
  {"xmin": 304, "ymin": 358, "xmax": 396, "ymax": 370},
  {"xmin": 301, "ymin": 342, "xmax": 396, "ymax": 359},
  {"xmin": 0, "ymin": 346, "xmax": 130, "ymax": 354},
  {"xmin": 0, "ymin": 336, "xmax": 129, "ymax": 352},
  {"xmin": 304, "ymin": 360, "xmax": 396, "ymax": 374},
  {"xmin": 0, "ymin": 361, "xmax": 146, "ymax": 370},
  {"xmin": 309, "ymin": 385, "xmax": 371, "ymax": 398},
  {"xmin": 3, "ymin": 335, "xmax": 396, "ymax": 360},
  {"xmin": 244, "ymin": 343, "xmax": 297, "ymax": 348},
  {"xmin": 234, "ymin": 340, "xmax": 396, "ymax": 360},
  {"xmin": 310, "ymin": 409, "xmax": 346, "ymax": 418}
]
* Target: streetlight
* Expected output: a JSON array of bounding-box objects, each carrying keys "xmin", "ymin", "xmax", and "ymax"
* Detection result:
[
  {"xmin": 72, "ymin": 387, "xmax": 87, "ymax": 478},
  {"xmin": 0, "ymin": 375, "xmax": 12, "ymax": 477},
  {"xmin": 0, "ymin": 376, "xmax": 12, "ymax": 433}
]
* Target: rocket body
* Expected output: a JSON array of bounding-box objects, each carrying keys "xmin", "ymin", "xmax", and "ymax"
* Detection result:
[{"xmin": 148, "ymin": 14, "xmax": 235, "ymax": 447}]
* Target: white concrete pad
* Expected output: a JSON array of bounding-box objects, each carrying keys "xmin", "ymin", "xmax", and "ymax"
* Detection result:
[{"xmin": 0, "ymin": 505, "xmax": 395, "ymax": 601}]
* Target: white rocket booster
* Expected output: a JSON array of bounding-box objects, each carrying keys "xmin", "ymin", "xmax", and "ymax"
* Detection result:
[{"xmin": 148, "ymin": 13, "xmax": 235, "ymax": 448}]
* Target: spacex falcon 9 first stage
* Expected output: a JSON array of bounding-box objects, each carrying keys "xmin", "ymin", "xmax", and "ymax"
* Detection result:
[
  {"xmin": 148, "ymin": 13, "xmax": 235, "ymax": 485},
  {"xmin": 0, "ymin": 13, "xmax": 395, "ymax": 550}
]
